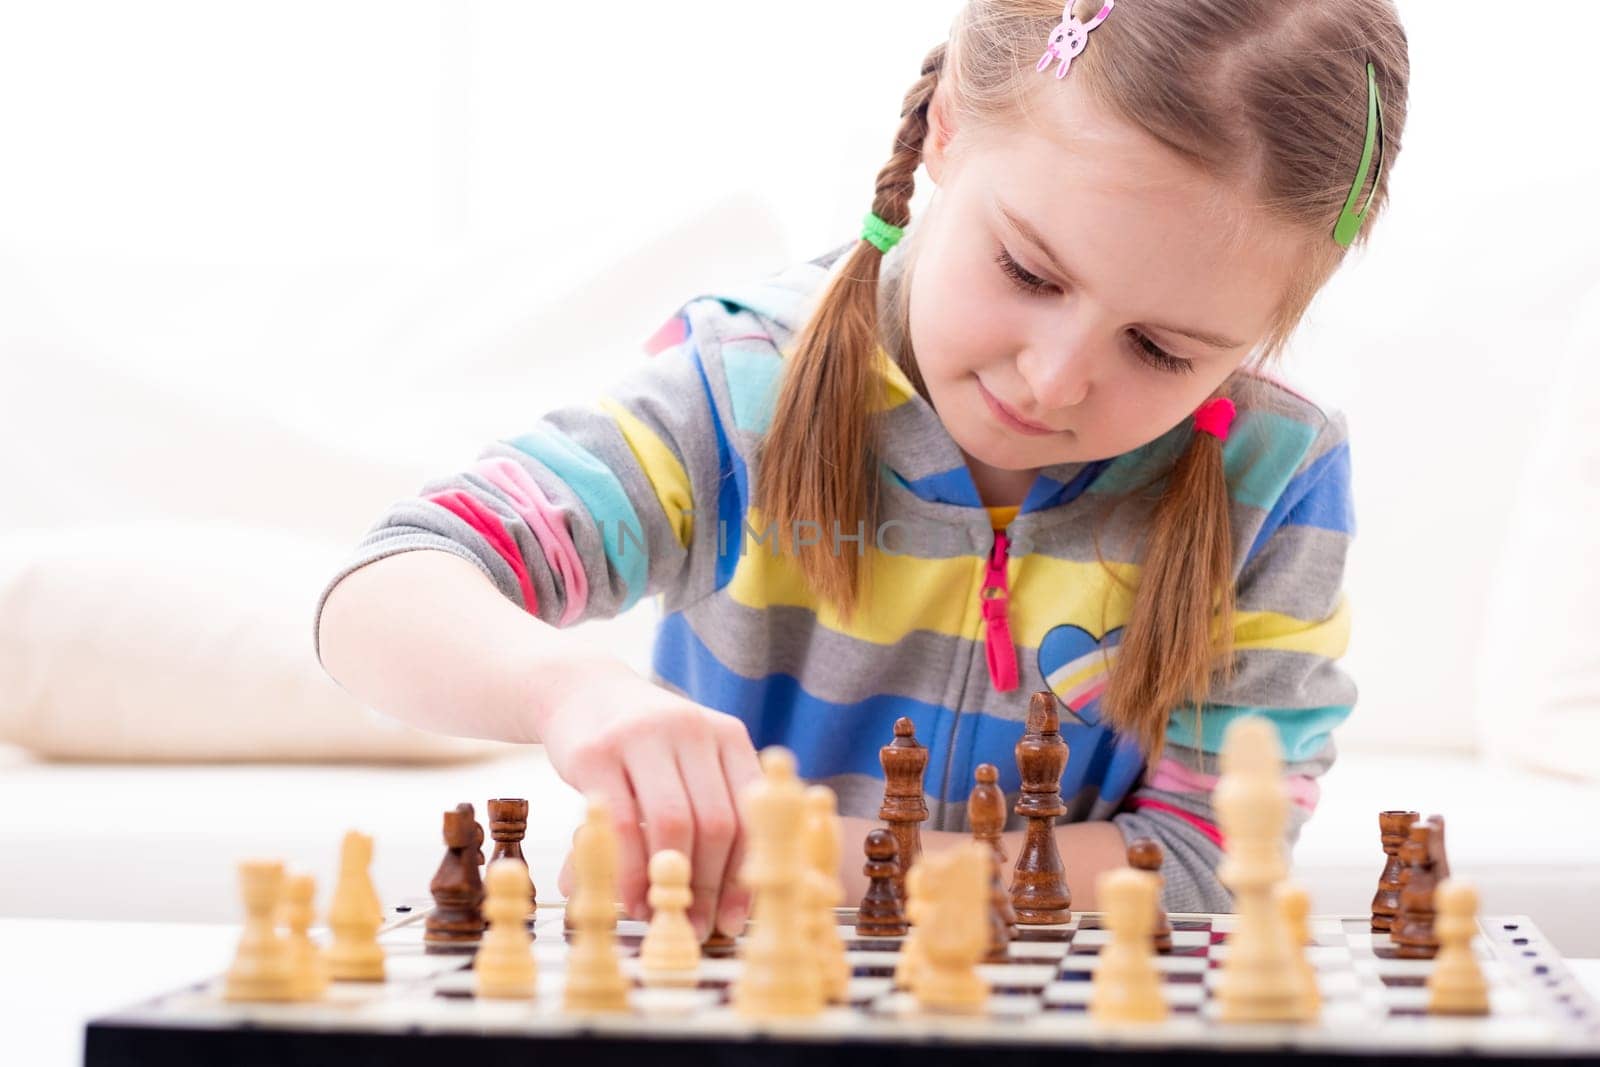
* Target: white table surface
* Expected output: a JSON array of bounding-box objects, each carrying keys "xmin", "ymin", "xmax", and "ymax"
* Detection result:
[{"xmin": 6, "ymin": 918, "xmax": 1600, "ymax": 1067}]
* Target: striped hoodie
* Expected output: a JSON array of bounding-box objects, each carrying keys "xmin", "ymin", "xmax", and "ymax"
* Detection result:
[{"xmin": 314, "ymin": 232, "xmax": 1357, "ymax": 911}]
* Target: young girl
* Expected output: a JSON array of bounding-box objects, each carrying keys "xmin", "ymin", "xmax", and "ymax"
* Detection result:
[{"xmin": 316, "ymin": 0, "xmax": 1408, "ymax": 944}]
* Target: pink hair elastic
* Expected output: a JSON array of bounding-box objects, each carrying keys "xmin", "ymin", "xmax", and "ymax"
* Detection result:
[
  {"xmin": 1193, "ymin": 397, "xmax": 1237, "ymax": 442},
  {"xmin": 1037, "ymin": 1, "xmax": 1115, "ymax": 80}
]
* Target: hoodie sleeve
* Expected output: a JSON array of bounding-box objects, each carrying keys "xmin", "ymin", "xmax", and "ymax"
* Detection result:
[
  {"xmin": 312, "ymin": 309, "xmax": 733, "ymax": 667},
  {"xmin": 1111, "ymin": 410, "xmax": 1358, "ymax": 912}
]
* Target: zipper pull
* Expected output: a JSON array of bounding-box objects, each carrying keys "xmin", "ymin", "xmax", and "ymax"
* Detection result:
[{"xmin": 981, "ymin": 530, "xmax": 1020, "ymax": 692}]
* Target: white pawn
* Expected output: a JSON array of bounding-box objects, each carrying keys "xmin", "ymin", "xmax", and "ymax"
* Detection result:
[
  {"xmin": 1090, "ymin": 867, "xmax": 1166, "ymax": 1023},
  {"xmin": 476, "ymin": 858, "xmax": 538, "ymax": 999},
  {"xmin": 281, "ymin": 873, "xmax": 329, "ymax": 1001},
  {"xmin": 1428, "ymin": 879, "xmax": 1489, "ymax": 1015},
  {"xmin": 1276, "ymin": 881, "xmax": 1321, "ymax": 1020},
  {"xmin": 640, "ymin": 850, "xmax": 700, "ymax": 986},
  {"xmin": 224, "ymin": 861, "xmax": 295, "ymax": 1002}
]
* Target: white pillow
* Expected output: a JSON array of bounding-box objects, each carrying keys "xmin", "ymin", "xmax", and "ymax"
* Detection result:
[
  {"xmin": 0, "ymin": 521, "xmax": 507, "ymax": 763},
  {"xmin": 1474, "ymin": 278, "xmax": 1600, "ymax": 781}
]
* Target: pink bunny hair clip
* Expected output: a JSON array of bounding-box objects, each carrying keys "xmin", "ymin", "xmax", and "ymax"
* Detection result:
[{"xmin": 1037, "ymin": 0, "xmax": 1115, "ymax": 80}]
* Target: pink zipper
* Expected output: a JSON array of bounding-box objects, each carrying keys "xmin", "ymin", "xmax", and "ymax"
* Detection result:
[{"xmin": 981, "ymin": 529, "xmax": 1020, "ymax": 691}]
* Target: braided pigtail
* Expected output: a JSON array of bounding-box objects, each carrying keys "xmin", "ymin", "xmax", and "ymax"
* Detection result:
[
  {"xmin": 1098, "ymin": 392, "xmax": 1240, "ymax": 760},
  {"xmin": 754, "ymin": 43, "xmax": 948, "ymax": 622}
]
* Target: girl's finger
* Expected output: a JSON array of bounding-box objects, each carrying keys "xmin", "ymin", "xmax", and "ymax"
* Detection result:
[
  {"xmin": 714, "ymin": 717, "xmax": 763, "ymax": 936},
  {"xmin": 621, "ymin": 739, "xmax": 696, "ymax": 916},
  {"xmin": 675, "ymin": 729, "xmax": 739, "ymax": 942},
  {"xmin": 556, "ymin": 842, "xmax": 576, "ymax": 898}
]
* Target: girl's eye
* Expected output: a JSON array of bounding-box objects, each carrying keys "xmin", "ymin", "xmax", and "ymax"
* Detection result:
[
  {"xmin": 996, "ymin": 246, "xmax": 1195, "ymax": 377},
  {"xmin": 994, "ymin": 247, "xmax": 1053, "ymax": 295},
  {"xmin": 1127, "ymin": 330, "xmax": 1194, "ymax": 375}
]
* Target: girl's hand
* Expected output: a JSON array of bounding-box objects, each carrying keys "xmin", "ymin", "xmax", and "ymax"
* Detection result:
[{"xmin": 537, "ymin": 663, "xmax": 761, "ymax": 942}]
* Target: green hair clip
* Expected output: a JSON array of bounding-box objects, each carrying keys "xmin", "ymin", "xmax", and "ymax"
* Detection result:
[{"xmin": 1333, "ymin": 62, "xmax": 1386, "ymax": 249}]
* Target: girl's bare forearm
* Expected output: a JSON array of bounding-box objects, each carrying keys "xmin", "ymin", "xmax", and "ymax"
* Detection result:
[{"xmin": 317, "ymin": 549, "xmax": 627, "ymax": 744}]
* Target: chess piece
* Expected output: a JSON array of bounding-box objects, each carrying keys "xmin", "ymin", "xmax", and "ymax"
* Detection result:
[
  {"xmin": 913, "ymin": 844, "xmax": 990, "ymax": 1014},
  {"xmin": 803, "ymin": 785, "xmax": 851, "ymax": 1002},
  {"xmin": 1371, "ymin": 810, "xmax": 1418, "ymax": 932},
  {"xmin": 1213, "ymin": 716, "xmax": 1300, "ymax": 1022},
  {"xmin": 327, "ymin": 830, "xmax": 385, "ymax": 981},
  {"xmin": 563, "ymin": 798, "xmax": 629, "ymax": 1013},
  {"xmin": 425, "ymin": 805, "xmax": 486, "ymax": 952},
  {"xmin": 1126, "ymin": 838, "xmax": 1172, "ymax": 954},
  {"xmin": 893, "ymin": 861, "xmax": 931, "ymax": 992},
  {"xmin": 281, "ymin": 873, "xmax": 329, "ymax": 1000},
  {"xmin": 476, "ymin": 858, "xmax": 538, "ymax": 999},
  {"xmin": 463, "ymin": 802, "xmax": 486, "ymax": 868},
  {"xmin": 224, "ymin": 860, "xmax": 295, "ymax": 1002},
  {"xmin": 488, "ymin": 798, "xmax": 537, "ymax": 925},
  {"xmin": 967, "ymin": 763, "xmax": 1015, "ymax": 960},
  {"xmin": 1392, "ymin": 816, "xmax": 1446, "ymax": 959},
  {"xmin": 640, "ymin": 849, "xmax": 700, "ymax": 987},
  {"xmin": 1428, "ymin": 879, "xmax": 1489, "ymax": 1016},
  {"xmin": 879, "ymin": 717, "xmax": 929, "ymax": 902},
  {"xmin": 1012, "ymin": 691, "xmax": 1071, "ymax": 924},
  {"xmin": 1276, "ymin": 881, "xmax": 1321, "ymax": 1020},
  {"xmin": 856, "ymin": 829, "xmax": 909, "ymax": 937},
  {"xmin": 1089, "ymin": 867, "xmax": 1166, "ymax": 1023},
  {"xmin": 466, "ymin": 803, "xmax": 487, "ymax": 931},
  {"xmin": 1431, "ymin": 815, "xmax": 1452, "ymax": 882},
  {"xmin": 732, "ymin": 747, "xmax": 825, "ymax": 1018},
  {"xmin": 702, "ymin": 928, "xmax": 737, "ymax": 953}
]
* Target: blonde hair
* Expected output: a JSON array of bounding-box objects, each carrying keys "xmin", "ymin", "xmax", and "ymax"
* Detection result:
[{"xmin": 755, "ymin": 0, "xmax": 1409, "ymax": 759}]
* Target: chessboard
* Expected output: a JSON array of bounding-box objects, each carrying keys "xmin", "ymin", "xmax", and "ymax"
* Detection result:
[{"xmin": 84, "ymin": 900, "xmax": 1600, "ymax": 1067}]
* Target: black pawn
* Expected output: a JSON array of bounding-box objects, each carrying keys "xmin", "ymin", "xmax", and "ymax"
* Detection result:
[
  {"xmin": 1127, "ymin": 837, "xmax": 1173, "ymax": 954},
  {"xmin": 856, "ymin": 828, "xmax": 909, "ymax": 936}
]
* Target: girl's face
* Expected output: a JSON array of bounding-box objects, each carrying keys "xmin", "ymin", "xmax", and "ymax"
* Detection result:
[{"xmin": 909, "ymin": 79, "xmax": 1301, "ymax": 501}]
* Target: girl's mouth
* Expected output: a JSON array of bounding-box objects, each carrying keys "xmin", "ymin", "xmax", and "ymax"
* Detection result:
[{"xmin": 977, "ymin": 377, "xmax": 1063, "ymax": 436}]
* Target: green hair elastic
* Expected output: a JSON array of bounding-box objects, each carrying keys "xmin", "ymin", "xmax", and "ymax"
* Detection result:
[
  {"xmin": 861, "ymin": 212, "xmax": 905, "ymax": 254},
  {"xmin": 1333, "ymin": 62, "xmax": 1386, "ymax": 249}
]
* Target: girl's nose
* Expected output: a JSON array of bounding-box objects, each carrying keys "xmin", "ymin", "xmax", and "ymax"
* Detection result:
[{"xmin": 1016, "ymin": 338, "xmax": 1093, "ymax": 411}]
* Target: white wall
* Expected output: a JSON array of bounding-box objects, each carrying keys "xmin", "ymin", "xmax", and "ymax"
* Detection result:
[
  {"xmin": 1289, "ymin": 3, "xmax": 1600, "ymax": 750},
  {"xmin": 3, "ymin": 2, "xmax": 1598, "ymax": 753}
]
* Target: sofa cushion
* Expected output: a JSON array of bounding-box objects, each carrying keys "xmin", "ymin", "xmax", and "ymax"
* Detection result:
[{"xmin": 0, "ymin": 521, "xmax": 506, "ymax": 763}]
